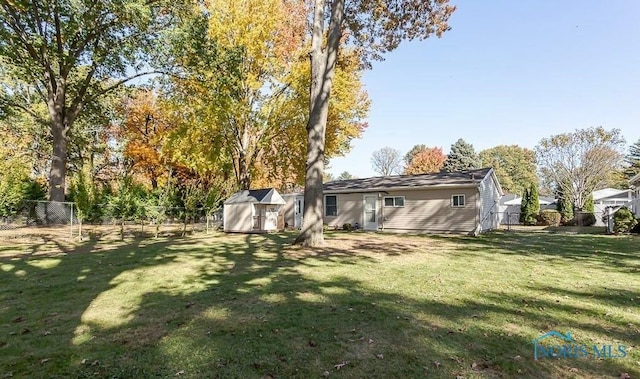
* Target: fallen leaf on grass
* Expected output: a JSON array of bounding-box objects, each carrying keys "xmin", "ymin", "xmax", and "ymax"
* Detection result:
[
  {"xmin": 2, "ymin": 372, "xmax": 13, "ymax": 378},
  {"xmin": 91, "ymin": 360, "xmax": 99, "ymax": 366},
  {"xmin": 21, "ymin": 328, "xmax": 31, "ymax": 335},
  {"xmin": 11, "ymin": 317, "xmax": 24, "ymax": 323},
  {"xmin": 471, "ymin": 362, "xmax": 478, "ymax": 370},
  {"xmin": 376, "ymin": 354, "xmax": 384, "ymax": 359},
  {"xmin": 40, "ymin": 358, "xmax": 50, "ymax": 364},
  {"xmin": 433, "ymin": 361, "xmax": 441, "ymax": 369},
  {"xmin": 334, "ymin": 361, "xmax": 348, "ymax": 370},
  {"xmin": 619, "ymin": 373, "xmax": 630, "ymax": 379},
  {"xmin": 174, "ymin": 370, "xmax": 185, "ymax": 376},
  {"xmin": 321, "ymin": 371, "xmax": 330, "ymax": 377},
  {"xmin": 81, "ymin": 359, "xmax": 87, "ymax": 364},
  {"xmin": 368, "ymin": 338, "xmax": 374, "ymax": 344},
  {"xmin": 42, "ymin": 331, "xmax": 51, "ymax": 336}
]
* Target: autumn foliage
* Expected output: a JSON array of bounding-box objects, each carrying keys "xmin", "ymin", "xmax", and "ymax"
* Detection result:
[{"xmin": 404, "ymin": 147, "xmax": 446, "ymax": 175}]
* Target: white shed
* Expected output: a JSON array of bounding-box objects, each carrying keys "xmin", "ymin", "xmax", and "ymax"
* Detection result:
[{"xmin": 223, "ymin": 188, "xmax": 286, "ymax": 233}]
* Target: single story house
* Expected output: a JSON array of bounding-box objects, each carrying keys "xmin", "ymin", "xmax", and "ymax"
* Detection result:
[
  {"xmin": 592, "ymin": 188, "xmax": 634, "ymax": 226},
  {"xmin": 284, "ymin": 167, "xmax": 503, "ymax": 234},
  {"xmin": 223, "ymin": 188, "xmax": 286, "ymax": 233}
]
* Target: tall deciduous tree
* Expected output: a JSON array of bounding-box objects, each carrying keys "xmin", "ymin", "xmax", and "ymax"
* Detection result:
[
  {"xmin": 442, "ymin": 138, "xmax": 480, "ymax": 173},
  {"xmin": 479, "ymin": 145, "xmax": 537, "ymax": 195},
  {"xmin": 535, "ymin": 127, "xmax": 625, "ymax": 211},
  {"xmin": 404, "ymin": 147, "xmax": 446, "ymax": 174},
  {"xmin": 0, "ymin": 0, "xmax": 179, "ymax": 201},
  {"xmin": 371, "ymin": 147, "xmax": 402, "ymax": 176},
  {"xmin": 296, "ymin": 0, "xmax": 455, "ymax": 246}
]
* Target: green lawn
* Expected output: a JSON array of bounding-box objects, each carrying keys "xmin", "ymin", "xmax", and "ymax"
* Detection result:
[{"xmin": 0, "ymin": 231, "xmax": 638, "ymax": 378}]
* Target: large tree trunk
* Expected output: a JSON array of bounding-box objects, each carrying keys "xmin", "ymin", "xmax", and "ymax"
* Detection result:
[
  {"xmin": 294, "ymin": 0, "xmax": 345, "ymax": 247},
  {"xmin": 49, "ymin": 116, "xmax": 68, "ymax": 202}
]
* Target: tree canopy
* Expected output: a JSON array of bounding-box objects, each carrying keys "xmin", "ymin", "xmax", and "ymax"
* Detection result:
[
  {"xmin": 442, "ymin": 138, "xmax": 481, "ymax": 173},
  {"xmin": 535, "ymin": 127, "xmax": 625, "ymax": 210},
  {"xmin": 0, "ymin": 0, "xmax": 182, "ymax": 201},
  {"xmin": 404, "ymin": 146, "xmax": 446, "ymax": 175},
  {"xmin": 479, "ymin": 145, "xmax": 537, "ymax": 195},
  {"xmin": 371, "ymin": 147, "xmax": 402, "ymax": 176}
]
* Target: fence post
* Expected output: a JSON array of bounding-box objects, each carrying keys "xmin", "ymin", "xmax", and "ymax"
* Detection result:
[{"xmin": 70, "ymin": 203, "xmax": 74, "ymax": 239}]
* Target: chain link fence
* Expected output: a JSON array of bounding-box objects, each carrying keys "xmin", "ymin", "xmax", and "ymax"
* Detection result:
[
  {"xmin": 491, "ymin": 210, "xmax": 605, "ymax": 230},
  {"xmin": 0, "ymin": 201, "xmax": 223, "ymax": 241}
]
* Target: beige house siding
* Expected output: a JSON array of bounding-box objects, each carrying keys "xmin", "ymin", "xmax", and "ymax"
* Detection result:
[
  {"xmin": 324, "ymin": 193, "xmax": 371, "ymax": 227},
  {"xmin": 380, "ymin": 188, "xmax": 478, "ymax": 233},
  {"xmin": 323, "ymin": 187, "xmax": 479, "ymax": 233},
  {"xmin": 282, "ymin": 194, "xmax": 296, "ymax": 227}
]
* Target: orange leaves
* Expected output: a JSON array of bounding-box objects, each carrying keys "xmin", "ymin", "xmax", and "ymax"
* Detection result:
[{"xmin": 404, "ymin": 147, "xmax": 446, "ymax": 175}]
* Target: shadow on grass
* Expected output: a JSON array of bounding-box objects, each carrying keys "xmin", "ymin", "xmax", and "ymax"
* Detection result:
[{"xmin": 0, "ymin": 231, "xmax": 637, "ymax": 378}]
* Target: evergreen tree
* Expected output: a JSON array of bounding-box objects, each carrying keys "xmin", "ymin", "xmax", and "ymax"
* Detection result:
[
  {"xmin": 625, "ymin": 139, "xmax": 640, "ymax": 180},
  {"xmin": 442, "ymin": 139, "xmax": 481, "ymax": 172},
  {"xmin": 583, "ymin": 194, "xmax": 595, "ymax": 213},
  {"xmin": 556, "ymin": 189, "xmax": 574, "ymax": 224},
  {"xmin": 519, "ymin": 183, "xmax": 539, "ymax": 225}
]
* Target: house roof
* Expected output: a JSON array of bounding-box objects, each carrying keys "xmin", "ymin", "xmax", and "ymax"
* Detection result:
[
  {"xmin": 592, "ymin": 188, "xmax": 631, "ymax": 201},
  {"xmin": 503, "ymin": 196, "xmax": 556, "ymax": 206},
  {"xmin": 323, "ymin": 167, "xmax": 494, "ymax": 193},
  {"xmin": 224, "ymin": 188, "xmax": 286, "ymax": 205},
  {"xmin": 630, "ymin": 173, "xmax": 640, "ymax": 186}
]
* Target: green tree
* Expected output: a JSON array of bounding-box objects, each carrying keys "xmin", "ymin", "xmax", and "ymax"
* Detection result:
[
  {"xmin": 296, "ymin": 0, "xmax": 455, "ymax": 246},
  {"xmin": 583, "ymin": 194, "xmax": 594, "ymax": 213},
  {"xmin": 337, "ymin": 171, "xmax": 356, "ymax": 180},
  {"xmin": 624, "ymin": 139, "xmax": 640, "ymax": 180},
  {"xmin": 0, "ymin": 0, "xmax": 181, "ymax": 201},
  {"xmin": 442, "ymin": 138, "xmax": 481, "ymax": 172},
  {"xmin": 479, "ymin": 145, "xmax": 537, "ymax": 195},
  {"xmin": 520, "ymin": 183, "xmax": 539, "ymax": 225},
  {"xmin": 556, "ymin": 189, "xmax": 574, "ymax": 224},
  {"xmin": 536, "ymin": 127, "xmax": 625, "ymax": 211}
]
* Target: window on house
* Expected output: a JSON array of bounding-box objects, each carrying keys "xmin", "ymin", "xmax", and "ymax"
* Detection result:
[
  {"xmin": 325, "ymin": 195, "xmax": 337, "ymax": 216},
  {"xmin": 384, "ymin": 196, "xmax": 405, "ymax": 207},
  {"xmin": 452, "ymin": 194, "xmax": 465, "ymax": 207}
]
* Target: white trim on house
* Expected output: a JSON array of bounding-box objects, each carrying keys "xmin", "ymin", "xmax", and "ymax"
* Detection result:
[
  {"xmin": 324, "ymin": 194, "xmax": 338, "ymax": 217},
  {"xmin": 383, "ymin": 196, "xmax": 405, "ymax": 207},
  {"xmin": 451, "ymin": 194, "xmax": 466, "ymax": 207}
]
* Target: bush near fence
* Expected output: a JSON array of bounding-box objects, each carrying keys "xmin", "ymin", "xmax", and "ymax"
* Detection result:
[{"xmin": 0, "ymin": 200, "xmax": 222, "ymax": 240}]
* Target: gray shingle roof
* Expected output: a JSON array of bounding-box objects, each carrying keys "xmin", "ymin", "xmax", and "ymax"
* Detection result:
[
  {"xmin": 224, "ymin": 188, "xmax": 286, "ymax": 204},
  {"xmin": 323, "ymin": 167, "xmax": 493, "ymax": 193}
]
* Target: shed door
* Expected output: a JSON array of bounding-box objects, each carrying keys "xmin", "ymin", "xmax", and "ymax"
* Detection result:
[{"xmin": 363, "ymin": 195, "xmax": 377, "ymax": 231}]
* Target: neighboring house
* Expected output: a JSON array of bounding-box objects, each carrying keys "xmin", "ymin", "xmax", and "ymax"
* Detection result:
[
  {"xmin": 285, "ymin": 167, "xmax": 503, "ymax": 234},
  {"xmin": 592, "ymin": 188, "xmax": 633, "ymax": 226},
  {"xmin": 223, "ymin": 188, "xmax": 286, "ymax": 233},
  {"xmin": 499, "ymin": 195, "xmax": 557, "ymax": 225},
  {"xmin": 630, "ymin": 174, "xmax": 640, "ymax": 217}
]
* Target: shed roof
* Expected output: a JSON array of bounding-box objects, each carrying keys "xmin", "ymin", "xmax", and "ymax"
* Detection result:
[
  {"xmin": 224, "ymin": 188, "xmax": 286, "ymax": 205},
  {"xmin": 323, "ymin": 167, "xmax": 493, "ymax": 193}
]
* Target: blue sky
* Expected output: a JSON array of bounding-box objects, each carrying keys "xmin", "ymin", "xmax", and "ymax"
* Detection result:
[{"xmin": 328, "ymin": 0, "xmax": 640, "ymax": 178}]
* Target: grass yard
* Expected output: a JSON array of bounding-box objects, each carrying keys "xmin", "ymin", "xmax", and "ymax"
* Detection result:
[{"xmin": 0, "ymin": 231, "xmax": 638, "ymax": 378}]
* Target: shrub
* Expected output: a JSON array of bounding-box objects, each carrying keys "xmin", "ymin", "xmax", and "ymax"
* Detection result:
[
  {"xmin": 342, "ymin": 223, "xmax": 353, "ymax": 231},
  {"xmin": 577, "ymin": 212, "xmax": 597, "ymax": 226},
  {"xmin": 613, "ymin": 207, "xmax": 638, "ymax": 234},
  {"xmin": 537, "ymin": 210, "xmax": 561, "ymax": 226},
  {"xmin": 631, "ymin": 218, "xmax": 640, "ymax": 234}
]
